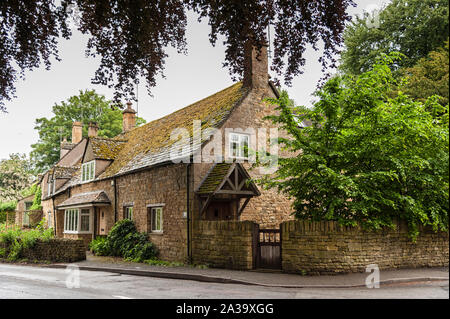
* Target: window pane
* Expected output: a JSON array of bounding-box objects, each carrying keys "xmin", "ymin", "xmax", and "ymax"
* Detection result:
[
  {"xmin": 241, "ymin": 135, "xmax": 249, "ymax": 158},
  {"xmin": 75, "ymin": 210, "xmax": 79, "ymax": 231},
  {"xmin": 158, "ymin": 209, "xmax": 162, "ymax": 230},
  {"xmin": 80, "ymin": 214, "xmax": 90, "ymax": 231},
  {"xmin": 151, "ymin": 208, "xmax": 163, "ymax": 231},
  {"xmin": 231, "ymin": 142, "xmax": 238, "ymax": 157},
  {"xmin": 89, "ymin": 162, "xmax": 93, "ymax": 180},
  {"xmin": 151, "ymin": 209, "xmax": 156, "ymax": 230}
]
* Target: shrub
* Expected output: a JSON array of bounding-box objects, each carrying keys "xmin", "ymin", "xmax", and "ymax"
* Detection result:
[
  {"xmin": 107, "ymin": 219, "xmax": 139, "ymax": 256},
  {"xmin": 90, "ymin": 219, "xmax": 158, "ymax": 262},
  {"xmin": 0, "ymin": 219, "xmax": 54, "ymax": 261},
  {"xmin": 89, "ymin": 236, "xmax": 110, "ymax": 256}
]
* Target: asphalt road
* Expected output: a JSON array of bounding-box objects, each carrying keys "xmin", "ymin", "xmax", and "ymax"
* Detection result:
[{"xmin": 0, "ymin": 264, "xmax": 448, "ymax": 299}]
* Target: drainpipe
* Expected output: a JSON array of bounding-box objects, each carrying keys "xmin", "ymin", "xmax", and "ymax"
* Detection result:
[
  {"xmin": 113, "ymin": 177, "xmax": 118, "ymax": 223},
  {"xmin": 186, "ymin": 162, "xmax": 192, "ymax": 263},
  {"xmin": 51, "ymin": 197, "xmax": 56, "ymax": 237}
]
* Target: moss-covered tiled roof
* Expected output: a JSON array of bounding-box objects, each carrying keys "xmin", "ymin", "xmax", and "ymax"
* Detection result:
[
  {"xmin": 53, "ymin": 165, "xmax": 79, "ymax": 179},
  {"xmin": 100, "ymin": 82, "xmax": 247, "ymax": 178},
  {"xmin": 197, "ymin": 163, "xmax": 233, "ymax": 195},
  {"xmin": 56, "ymin": 190, "xmax": 111, "ymax": 208},
  {"xmin": 90, "ymin": 137, "xmax": 127, "ymax": 160}
]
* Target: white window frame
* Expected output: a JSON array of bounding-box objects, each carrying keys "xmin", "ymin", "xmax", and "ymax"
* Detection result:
[
  {"xmin": 47, "ymin": 211, "xmax": 52, "ymax": 228},
  {"xmin": 81, "ymin": 161, "xmax": 96, "ymax": 183},
  {"xmin": 64, "ymin": 208, "xmax": 93, "ymax": 234},
  {"xmin": 124, "ymin": 206, "xmax": 133, "ymax": 220},
  {"xmin": 150, "ymin": 207, "xmax": 163, "ymax": 233},
  {"xmin": 228, "ymin": 133, "xmax": 250, "ymax": 160},
  {"xmin": 47, "ymin": 181, "xmax": 52, "ymax": 196}
]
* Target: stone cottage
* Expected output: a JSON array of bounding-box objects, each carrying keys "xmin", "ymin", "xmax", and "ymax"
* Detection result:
[
  {"xmin": 40, "ymin": 43, "xmax": 296, "ymax": 261},
  {"xmin": 15, "ymin": 194, "xmax": 42, "ymax": 228}
]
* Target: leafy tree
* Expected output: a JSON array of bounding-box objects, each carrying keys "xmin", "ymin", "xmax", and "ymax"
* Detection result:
[
  {"xmin": 402, "ymin": 41, "xmax": 449, "ymax": 106},
  {"xmin": 30, "ymin": 90, "xmax": 145, "ymax": 173},
  {"xmin": 0, "ymin": 0, "xmax": 355, "ymax": 111},
  {"xmin": 340, "ymin": 0, "xmax": 449, "ymax": 75},
  {"xmin": 0, "ymin": 153, "xmax": 35, "ymax": 202},
  {"xmin": 260, "ymin": 54, "xmax": 449, "ymax": 238}
]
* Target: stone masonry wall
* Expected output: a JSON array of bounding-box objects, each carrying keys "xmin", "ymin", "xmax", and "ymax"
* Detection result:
[
  {"xmin": 1, "ymin": 238, "xmax": 86, "ymax": 263},
  {"xmin": 115, "ymin": 164, "xmax": 189, "ymax": 262},
  {"xmin": 192, "ymin": 220, "xmax": 258, "ymax": 270},
  {"xmin": 195, "ymin": 85, "xmax": 295, "ymax": 229},
  {"xmin": 281, "ymin": 220, "xmax": 449, "ymax": 275}
]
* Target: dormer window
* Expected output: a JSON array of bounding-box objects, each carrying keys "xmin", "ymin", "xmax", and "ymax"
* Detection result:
[
  {"xmin": 229, "ymin": 133, "xmax": 249, "ymax": 159},
  {"xmin": 81, "ymin": 161, "xmax": 95, "ymax": 182}
]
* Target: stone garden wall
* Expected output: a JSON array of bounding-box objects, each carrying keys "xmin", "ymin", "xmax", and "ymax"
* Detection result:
[
  {"xmin": 192, "ymin": 220, "xmax": 258, "ymax": 270},
  {"xmin": 281, "ymin": 220, "xmax": 449, "ymax": 275},
  {"xmin": 1, "ymin": 238, "xmax": 86, "ymax": 263}
]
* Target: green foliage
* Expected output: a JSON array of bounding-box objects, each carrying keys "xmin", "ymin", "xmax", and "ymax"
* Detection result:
[
  {"xmin": 30, "ymin": 90, "xmax": 146, "ymax": 173},
  {"xmin": 259, "ymin": 54, "xmax": 449, "ymax": 238},
  {"xmin": 340, "ymin": 0, "xmax": 449, "ymax": 75},
  {"xmin": 402, "ymin": 41, "xmax": 449, "ymax": 106},
  {"xmin": 0, "ymin": 201, "xmax": 17, "ymax": 213},
  {"xmin": 89, "ymin": 219, "xmax": 158, "ymax": 262},
  {"xmin": 29, "ymin": 185, "xmax": 42, "ymax": 211},
  {"xmin": 0, "ymin": 220, "xmax": 54, "ymax": 261},
  {"xmin": 143, "ymin": 259, "xmax": 185, "ymax": 267},
  {"xmin": 0, "ymin": 153, "xmax": 35, "ymax": 202},
  {"xmin": 88, "ymin": 236, "xmax": 109, "ymax": 256}
]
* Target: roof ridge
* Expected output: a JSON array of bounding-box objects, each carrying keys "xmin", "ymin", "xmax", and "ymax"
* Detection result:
[{"xmin": 117, "ymin": 82, "xmax": 243, "ymax": 138}]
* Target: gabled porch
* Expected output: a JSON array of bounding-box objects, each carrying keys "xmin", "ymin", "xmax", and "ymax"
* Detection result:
[{"xmin": 196, "ymin": 163, "xmax": 260, "ymax": 221}]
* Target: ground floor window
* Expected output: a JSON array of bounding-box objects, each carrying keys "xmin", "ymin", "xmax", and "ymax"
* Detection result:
[
  {"xmin": 64, "ymin": 208, "xmax": 92, "ymax": 233},
  {"xmin": 150, "ymin": 207, "xmax": 163, "ymax": 232},
  {"xmin": 124, "ymin": 206, "xmax": 133, "ymax": 220}
]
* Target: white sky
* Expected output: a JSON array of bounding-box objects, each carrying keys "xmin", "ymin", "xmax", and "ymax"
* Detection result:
[{"xmin": 0, "ymin": 0, "xmax": 389, "ymax": 160}]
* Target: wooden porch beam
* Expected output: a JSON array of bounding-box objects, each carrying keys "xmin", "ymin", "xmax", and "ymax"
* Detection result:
[{"xmin": 238, "ymin": 197, "xmax": 251, "ymax": 216}]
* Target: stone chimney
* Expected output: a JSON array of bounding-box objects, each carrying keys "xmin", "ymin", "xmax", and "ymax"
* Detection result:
[
  {"xmin": 72, "ymin": 121, "xmax": 83, "ymax": 144},
  {"xmin": 122, "ymin": 102, "xmax": 137, "ymax": 133},
  {"xmin": 88, "ymin": 122, "xmax": 99, "ymax": 138},
  {"xmin": 243, "ymin": 40, "xmax": 269, "ymax": 89},
  {"xmin": 60, "ymin": 137, "xmax": 75, "ymax": 159}
]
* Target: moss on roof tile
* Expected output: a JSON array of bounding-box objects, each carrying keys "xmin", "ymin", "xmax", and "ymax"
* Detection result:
[
  {"xmin": 197, "ymin": 163, "xmax": 233, "ymax": 194},
  {"xmin": 101, "ymin": 82, "xmax": 247, "ymax": 178},
  {"xmin": 90, "ymin": 137, "xmax": 127, "ymax": 160}
]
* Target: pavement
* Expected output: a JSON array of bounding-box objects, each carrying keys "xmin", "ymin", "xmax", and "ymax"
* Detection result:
[{"xmin": 31, "ymin": 253, "xmax": 449, "ymax": 289}]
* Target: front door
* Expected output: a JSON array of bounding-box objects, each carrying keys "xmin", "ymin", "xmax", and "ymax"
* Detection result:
[{"xmin": 204, "ymin": 201, "xmax": 234, "ymax": 220}]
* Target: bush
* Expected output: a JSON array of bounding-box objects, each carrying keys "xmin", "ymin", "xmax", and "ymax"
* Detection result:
[
  {"xmin": 89, "ymin": 236, "xmax": 110, "ymax": 256},
  {"xmin": 90, "ymin": 219, "xmax": 158, "ymax": 262},
  {"xmin": 0, "ymin": 219, "xmax": 54, "ymax": 261}
]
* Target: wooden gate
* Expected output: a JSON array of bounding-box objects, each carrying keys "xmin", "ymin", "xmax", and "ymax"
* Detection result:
[{"xmin": 256, "ymin": 228, "xmax": 281, "ymax": 269}]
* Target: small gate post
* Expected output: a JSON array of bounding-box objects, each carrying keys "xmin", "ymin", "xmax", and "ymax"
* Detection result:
[{"xmin": 252, "ymin": 223, "xmax": 260, "ymax": 269}]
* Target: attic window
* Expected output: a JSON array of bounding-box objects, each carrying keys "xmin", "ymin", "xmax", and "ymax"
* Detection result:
[
  {"xmin": 229, "ymin": 133, "xmax": 249, "ymax": 159},
  {"xmin": 81, "ymin": 161, "xmax": 95, "ymax": 182}
]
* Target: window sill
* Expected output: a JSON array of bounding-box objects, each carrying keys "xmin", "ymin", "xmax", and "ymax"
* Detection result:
[
  {"xmin": 149, "ymin": 231, "xmax": 163, "ymax": 235},
  {"xmin": 64, "ymin": 231, "xmax": 92, "ymax": 235}
]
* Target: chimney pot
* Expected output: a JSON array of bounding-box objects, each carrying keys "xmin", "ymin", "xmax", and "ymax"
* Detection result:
[
  {"xmin": 243, "ymin": 40, "xmax": 269, "ymax": 89},
  {"xmin": 72, "ymin": 121, "xmax": 83, "ymax": 144},
  {"xmin": 122, "ymin": 102, "xmax": 137, "ymax": 133},
  {"xmin": 88, "ymin": 122, "xmax": 99, "ymax": 138}
]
